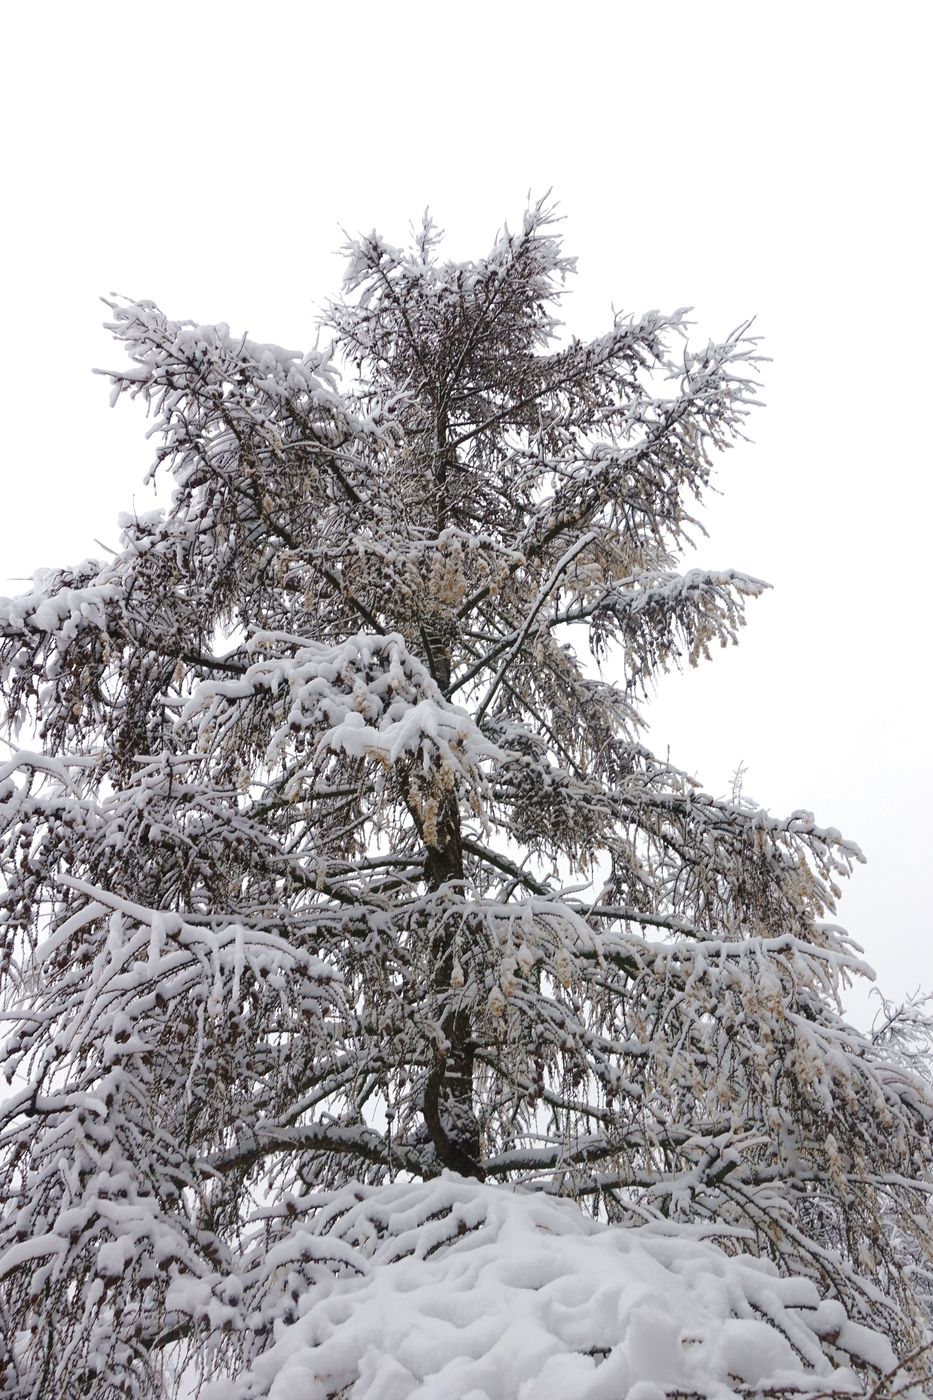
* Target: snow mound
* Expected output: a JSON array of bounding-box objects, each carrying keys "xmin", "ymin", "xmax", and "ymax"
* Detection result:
[{"xmin": 204, "ymin": 1176, "xmax": 908, "ymax": 1400}]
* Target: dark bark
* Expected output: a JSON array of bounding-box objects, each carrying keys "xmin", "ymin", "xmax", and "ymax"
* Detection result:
[
  {"xmin": 414, "ymin": 409, "xmax": 484, "ymax": 1177},
  {"xmin": 421, "ymin": 790, "xmax": 484, "ymax": 1178}
]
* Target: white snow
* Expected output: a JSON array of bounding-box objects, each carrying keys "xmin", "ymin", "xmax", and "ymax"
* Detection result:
[{"xmin": 203, "ymin": 1176, "xmax": 903, "ymax": 1400}]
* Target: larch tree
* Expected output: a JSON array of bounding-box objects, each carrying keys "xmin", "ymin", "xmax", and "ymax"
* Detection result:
[{"xmin": 0, "ymin": 204, "xmax": 930, "ymax": 1399}]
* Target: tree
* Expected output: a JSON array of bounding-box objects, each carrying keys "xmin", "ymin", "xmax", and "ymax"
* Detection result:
[{"xmin": 0, "ymin": 203, "xmax": 930, "ymax": 1398}]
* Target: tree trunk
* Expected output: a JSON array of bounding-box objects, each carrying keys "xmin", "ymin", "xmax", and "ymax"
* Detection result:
[
  {"xmin": 413, "ymin": 414, "xmax": 483, "ymax": 1176},
  {"xmin": 420, "ymin": 775, "xmax": 484, "ymax": 1178}
]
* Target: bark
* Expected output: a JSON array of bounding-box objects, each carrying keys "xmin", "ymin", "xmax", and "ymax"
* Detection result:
[
  {"xmin": 416, "ymin": 412, "xmax": 484, "ymax": 1177},
  {"xmin": 421, "ymin": 789, "xmax": 484, "ymax": 1178}
]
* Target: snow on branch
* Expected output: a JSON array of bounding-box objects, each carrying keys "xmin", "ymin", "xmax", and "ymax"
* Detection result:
[{"xmin": 199, "ymin": 1177, "xmax": 926, "ymax": 1400}]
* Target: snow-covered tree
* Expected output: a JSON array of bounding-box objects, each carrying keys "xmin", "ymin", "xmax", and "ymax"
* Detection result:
[{"xmin": 1, "ymin": 203, "xmax": 930, "ymax": 1398}]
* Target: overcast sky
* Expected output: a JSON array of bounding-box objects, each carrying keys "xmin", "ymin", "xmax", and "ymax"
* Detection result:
[{"xmin": 2, "ymin": 2, "xmax": 929, "ymax": 1023}]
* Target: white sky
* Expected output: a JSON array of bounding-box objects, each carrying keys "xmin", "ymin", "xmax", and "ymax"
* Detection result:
[{"xmin": 2, "ymin": 2, "xmax": 929, "ymax": 1024}]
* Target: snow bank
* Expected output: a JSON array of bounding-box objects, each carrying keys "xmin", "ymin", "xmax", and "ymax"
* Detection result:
[{"xmin": 204, "ymin": 1176, "xmax": 909, "ymax": 1400}]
